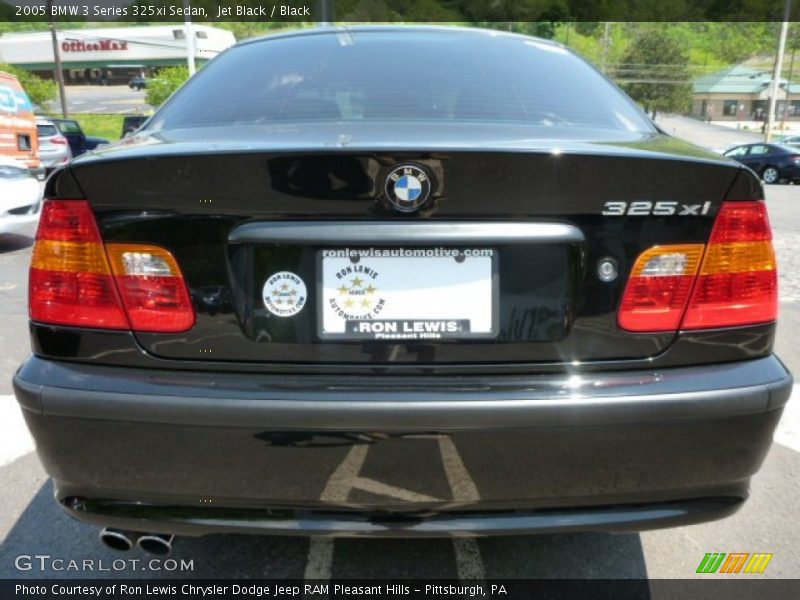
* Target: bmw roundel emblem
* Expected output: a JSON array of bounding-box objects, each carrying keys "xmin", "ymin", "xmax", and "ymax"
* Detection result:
[{"xmin": 385, "ymin": 164, "xmax": 432, "ymax": 212}]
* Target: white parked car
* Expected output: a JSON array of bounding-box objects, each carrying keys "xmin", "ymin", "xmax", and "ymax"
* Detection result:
[{"xmin": 0, "ymin": 156, "xmax": 42, "ymax": 236}]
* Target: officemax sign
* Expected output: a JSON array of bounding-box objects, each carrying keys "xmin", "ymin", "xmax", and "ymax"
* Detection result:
[{"xmin": 61, "ymin": 39, "xmax": 129, "ymax": 53}]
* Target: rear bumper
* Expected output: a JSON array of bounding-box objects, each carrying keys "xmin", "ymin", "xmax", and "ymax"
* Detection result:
[
  {"xmin": 28, "ymin": 166, "xmax": 46, "ymax": 181},
  {"xmin": 40, "ymin": 153, "xmax": 70, "ymax": 170},
  {"xmin": 13, "ymin": 355, "xmax": 792, "ymax": 537}
]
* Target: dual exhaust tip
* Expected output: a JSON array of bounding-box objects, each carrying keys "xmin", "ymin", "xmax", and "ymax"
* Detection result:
[{"xmin": 99, "ymin": 528, "xmax": 174, "ymax": 556}]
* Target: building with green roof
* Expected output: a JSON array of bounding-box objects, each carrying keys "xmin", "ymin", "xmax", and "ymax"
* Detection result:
[{"xmin": 692, "ymin": 65, "xmax": 800, "ymax": 122}]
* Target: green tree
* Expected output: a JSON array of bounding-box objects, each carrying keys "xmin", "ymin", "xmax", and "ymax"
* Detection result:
[
  {"xmin": 215, "ymin": 21, "xmax": 300, "ymax": 41},
  {"xmin": 145, "ymin": 66, "xmax": 191, "ymax": 108},
  {"xmin": 619, "ymin": 29, "xmax": 692, "ymax": 118},
  {"xmin": 0, "ymin": 63, "xmax": 57, "ymax": 109}
]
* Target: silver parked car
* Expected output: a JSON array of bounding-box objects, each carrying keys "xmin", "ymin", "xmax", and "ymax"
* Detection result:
[
  {"xmin": 36, "ymin": 118, "xmax": 71, "ymax": 172},
  {"xmin": 773, "ymin": 134, "xmax": 800, "ymax": 147}
]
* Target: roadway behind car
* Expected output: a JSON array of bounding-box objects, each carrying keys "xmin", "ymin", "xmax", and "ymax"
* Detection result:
[
  {"xmin": 655, "ymin": 114, "xmax": 762, "ymax": 151},
  {"xmin": 47, "ymin": 85, "xmax": 150, "ymax": 115}
]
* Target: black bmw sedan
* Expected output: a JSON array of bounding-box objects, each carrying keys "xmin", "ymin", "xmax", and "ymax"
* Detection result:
[
  {"xmin": 13, "ymin": 26, "xmax": 791, "ymax": 548},
  {"xmin": 724, "ymin": 142, "xmax": 800, "ymax": 184}
]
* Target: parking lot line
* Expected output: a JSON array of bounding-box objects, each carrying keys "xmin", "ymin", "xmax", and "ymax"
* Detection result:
[
  {"xmin": 0, "ymin": 395, "xmax": 33, "ymax": 467},
  {"xmin": 438, "ymin": 436, "xmax": 480, "ymax": 502},
  {"xmin": 438, "ymin": 436, "xmax": 487, "ymax": 581},
  {"xmin": 305, "ymin": 438, "xmax": 489, "ymax": 579},
  {"xmin": 320, "ymin": 444, "xmax": 369, "ymax": 502},
  {"xmin": 452, "ymin": 538, "xmax": 486, "ymax": 580},
  {"xmin": 303, "ymin": 538, "xmax": 334, "ymax": 581},
  {"xmin": 351, "ymin": 477, "xmax": 441, "ymax": 502},
  {"xmin": 774, "ymin": 385, "xmax": 799, "ymax": 453},
  {"xmin": 302, "ymin": 445, "xmax": 369, "ymax": 581}
]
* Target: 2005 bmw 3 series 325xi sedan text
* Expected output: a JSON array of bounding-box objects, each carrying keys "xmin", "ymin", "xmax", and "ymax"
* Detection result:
[{"xmin": 13, "ymin": 27, "xmax": 793, "ymax": 545}]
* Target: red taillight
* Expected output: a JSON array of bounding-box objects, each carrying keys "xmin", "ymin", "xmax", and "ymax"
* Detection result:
[
  {"xmin": 617, "ymin": 244, "xmax": 704, "ymax": 332},
  {"xmin": 682, "ymin": 201, "xmax": 777, "ymax": 329},
  {"xmin": 106, "ymin": 244, "xmax": 195, "ymax": 332},
  {"xmin": 30, "ymin": 201, "xmax": 128, "ymax": 329},
  {"xmin": 30, "ymin": 200, "xmax": 194, "ymax": 332},
  {"xmin": 36, "ymin": 199, "xmax": 102, "ymax": 242},
  {"xmin": 706, "ymin": 201, "xmax": 771, "ymax": 243},
  {"xmin": 50, "ymin": 136, "xmax": 68, "ymax": 145},
  {"xmin": 618, "ymin": 201, "xmax": 777, "ymax": 333}
]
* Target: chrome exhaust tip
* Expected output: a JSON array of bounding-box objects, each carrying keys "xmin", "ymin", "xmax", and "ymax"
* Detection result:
[
  {"xmin": 137, "ymin": 533, "xmax": 175, "ymax": 556},
  {"xmin": 99, "ymin": 528, "xmax": 136, "ymax": 552}
]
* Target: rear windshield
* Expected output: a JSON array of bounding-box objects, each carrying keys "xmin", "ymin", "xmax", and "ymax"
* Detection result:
[
  {"xmin": 55, "ymin": 120, "xmax": 80, "ymax": 134},
  {"xmin": 150, "ymin": 29, "xmax": 651, "ymax": 133},
  {"xmin": 37, "ymin": 124, "xmax": 58, "ymax": 137}
]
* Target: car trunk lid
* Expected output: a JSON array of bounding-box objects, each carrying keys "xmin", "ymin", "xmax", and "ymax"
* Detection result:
[{"xmin": 62, "ymin": 127, "xmax": 743, "ymax": 367}]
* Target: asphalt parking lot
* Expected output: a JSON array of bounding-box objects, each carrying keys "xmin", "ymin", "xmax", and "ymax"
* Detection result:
[
  {"xmin": 48, "ymin": 84, "xmax": 150, "ymax": 115},
  {"xmin": 0, "ymin": 123, "xmax": 798, "ymax": 581}
]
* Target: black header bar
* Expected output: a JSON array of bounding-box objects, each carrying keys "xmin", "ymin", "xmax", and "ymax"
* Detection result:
[{"xmin": 2, "ymin": 0, "xmax": 800, "ymax": 23}]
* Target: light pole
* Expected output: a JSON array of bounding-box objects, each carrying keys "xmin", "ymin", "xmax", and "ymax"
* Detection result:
[
  {"xmin": 46, "ymin": 0, "xmax": 68, "ymax": 117},
  {"xmin": 184, "ymin": 0, "xmax": 196, "ymax": 76},
  {"xmin": 781, "ymin": 44, "xmax": 796, "ymax": 130},
  {"xmin": 318, "ymin": 0, "xmax": 334, "ymax": 24},
  {"xmin": 766, "ymin": 0, "xmax": 793, "ymax": 141},
  {"xmin": 600, "ymin": 22, "xmax": 611, "ymax": 73}
]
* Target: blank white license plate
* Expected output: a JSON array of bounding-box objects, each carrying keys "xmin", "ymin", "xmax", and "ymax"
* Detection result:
[{"xmin": 319, "ymin": 249, "xmax": 496, "ymax": 340}]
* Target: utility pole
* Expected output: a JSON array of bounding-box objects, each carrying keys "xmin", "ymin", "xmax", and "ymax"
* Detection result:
[
  {"xmin": 318, "ymin": 0, "xmax": 334, "ymax": 27},
  {"xmin": 46, "ymin": 0, "xmax": 68, "ymax": 117},
  {"xmin": 318, "ymin": 0, "xmax": 334, "ymax": 24},
  {"xmin": 781, "ymin": 44, "xmax": 796, "ymax": 130},
  {"xmin": 184, "ymin": 0, "xmax": 196, "ymax": 76},
  {"xmin": 766, "ymin": 0, "xmax": 792, "ymax": 141},
  {"xmin": 600, "ymin": 22, "xmax": 611, "ymax": 74}
]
